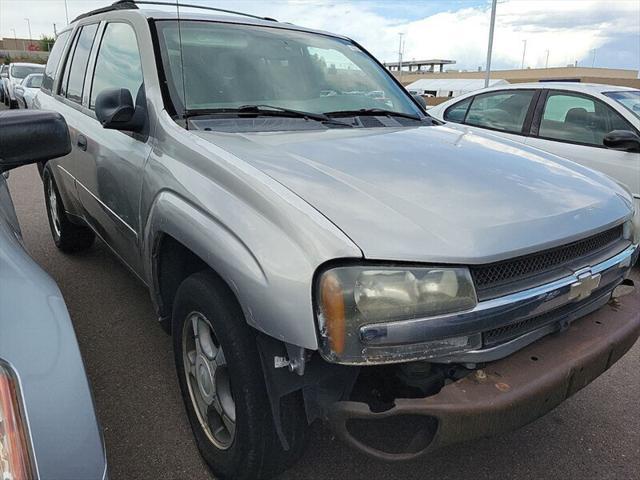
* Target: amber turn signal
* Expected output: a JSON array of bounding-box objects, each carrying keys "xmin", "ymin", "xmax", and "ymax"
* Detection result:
[{"xmin": 320, "ymin": 272, "xmax": 346, "ymax": 354}]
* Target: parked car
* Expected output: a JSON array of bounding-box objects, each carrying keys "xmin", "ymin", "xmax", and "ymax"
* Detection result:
[
  {"xmin": 428, "ymin": 83, "xmax": 640, "ymax": 220},
  {"xmin": 1, "ymin": 63, "xmax": 44, "ymax": 109},
  {"xmin": 35, "ymin": 2, "xmax": 639, "ymax": 479},
  {"xmin": 0, "ymin": 110, "xmax": 107, "ymax": 479},
  {"xmin": 14, "ymin": 73, "xmax": 43, "ymax": 109}
]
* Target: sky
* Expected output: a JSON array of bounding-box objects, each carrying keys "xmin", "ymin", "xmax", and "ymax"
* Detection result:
[{"xmin": 0, "ymin": 0, "xmax": 638, "ymax": 71}]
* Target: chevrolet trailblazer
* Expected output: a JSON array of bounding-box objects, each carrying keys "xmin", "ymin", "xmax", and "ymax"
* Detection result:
[{"xmin": 35, "ymin": 2, "xmax": 639, "ymax": 479}]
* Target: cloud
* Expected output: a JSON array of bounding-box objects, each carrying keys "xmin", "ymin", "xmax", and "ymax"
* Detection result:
[{"xmin": 1, "ymin": 0, "xmax": 638, "ymax": 70}]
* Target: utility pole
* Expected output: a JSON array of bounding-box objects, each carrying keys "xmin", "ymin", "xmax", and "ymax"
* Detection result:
[
  {"xmin": 25, "ymin": 18, "xmax": 32, "ymax": 43},
  {"xmin": 521, "ymin": 39, "xmax": 527, "ymax": 69},
  {"xmin": 484, "ymin": 0, "xmax": 497, "ymax": 87},
  {"xmin": 10, "ymin": 28, "xmax": 17, "ymax": 50},
  {"xmin": 64, "ymin": 0, "xmax": 70, "ymax": 24},
  {"xmin": 591, "ymin": 48, "xmax": 596, "ymax": 68},
  {"xmin": 545, "ymin": 49, "xmax": 550, "ymax": 69},
  {"xmin": 53, "ymin": 23, "xmax": 58, "ymax": 37},
  {"xmin": 397, "ymin": 33, "xmax": 405, "ymax": 82}
]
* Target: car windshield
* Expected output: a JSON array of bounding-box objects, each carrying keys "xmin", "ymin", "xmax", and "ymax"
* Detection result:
[
  {"xmin": 11, "ymin": 65, "xmax": 44, "ymax": 79},
  {"xmin": 603, "ymin": 90, "xmax": 640, "ymax": 120},
  {"xmin": 154, "ymin": 20, "xmax": 421, "ymax": 118}
]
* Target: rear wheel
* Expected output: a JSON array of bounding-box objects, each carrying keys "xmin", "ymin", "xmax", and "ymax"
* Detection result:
[
  {"xmin": 43, "ymin": 163, "xmax": 95, "ymax": 253},
  {"xmin": 172, "ymin": 271, "xmax": 307, "ymax": 480}
]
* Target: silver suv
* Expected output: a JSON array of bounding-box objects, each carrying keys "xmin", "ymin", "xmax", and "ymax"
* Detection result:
[{"xmin": 36, "ymin": 2, "xmax": 639, "ymax": 479}]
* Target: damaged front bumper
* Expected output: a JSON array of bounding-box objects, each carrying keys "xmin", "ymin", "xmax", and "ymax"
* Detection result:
[{"xmin": 327, "ymin": 283, "xmax": 640, "ymax": 460}]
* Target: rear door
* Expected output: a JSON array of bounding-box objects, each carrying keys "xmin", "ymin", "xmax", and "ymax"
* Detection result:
[
  {"xmin": 442, "ymin": 89, "xmax": 539, "ymax": 144},
  {"xmin": 75, "ymin": 21, "xmax": 150, "ymax": 276},
  {"xmin": 525, "ymin": 90, "xmax": 640, "ymax": 198}
]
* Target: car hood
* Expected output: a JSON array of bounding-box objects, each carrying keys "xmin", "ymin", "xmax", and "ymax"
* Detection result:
[{"xmin": 193, "ymin": 125, "xmax": 632, "ymax": 264}]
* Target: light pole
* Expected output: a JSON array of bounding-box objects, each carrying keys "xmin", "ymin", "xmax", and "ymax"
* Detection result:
[
  {"xmin": 10, "ymin": 28, "xmax": 17, "ymax": 50},
  {"xmin": 545, "ymin": 49, "xmax": 550, "ymax": 69},
  {"xmin": 25, "ymin": 18, "xmax": 32, "ymax": 43},
  {"xmin": 520, "ymin": 39, "xmax": 527, "ymax": 69},
  {"xmin": 591, "ymin": 48, "xmax": 597, "ymax": 68},
  {"xmin": 397, "ymin": 33, "xmax": 405, "ymax": 82},
  {"xmin": 484, "ymin": 0, "xmax": 497, "ymax": 88},
  {"xmin": 64, "ymin": 0, "xmax": 70, "ymax": 24}
]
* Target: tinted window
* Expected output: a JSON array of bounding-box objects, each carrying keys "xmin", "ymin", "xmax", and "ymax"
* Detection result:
[
  {"xmin": 444, "ymin": 97, "xmax": 472, "ymax": 122},
  {"xmin": 539, "ymin": 92, "xmax": 635, "ymax": 146},
  {"xmin": 62, "ymin": 24, "xmax": 98, "ymax": 103},
  {"xmin": 465, "ymin": 90, "xmax": 535, "ymax": 133},
  {"xmin": 90, "ymin": 23, "xmax": 143, "ymax": 109},
  {"xmin": 42, "ymin": 30, "xmax": 71, "ymax": 93}
]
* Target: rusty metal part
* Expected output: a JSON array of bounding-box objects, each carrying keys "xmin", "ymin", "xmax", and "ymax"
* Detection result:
[{"xmin": 327, "ymin": 285, "xmax": 640, "ymax": 461}]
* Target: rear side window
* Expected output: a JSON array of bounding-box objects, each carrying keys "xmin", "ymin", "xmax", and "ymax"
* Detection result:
[
  {"xmin": 444, "ymin": 97, "xmax": 472, "ymax": 123},
  {"xmin": 59, "ymin": 24, "xmax": 98, "ymax": 103},
  {"xmin": 42, "ymin": 30, "xmax": 71, "ymax": 93},
  {"xmin": 465, "ymin": 90, "xmax": 535, "ymax": 134},
  {"xmin": 90, "ymin": 23, "xmax": 143, "ymax": 109}
]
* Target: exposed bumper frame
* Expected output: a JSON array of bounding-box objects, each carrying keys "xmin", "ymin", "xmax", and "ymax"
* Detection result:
[{"xmin": 327, "ymin": 284, "xmax": 640, "ymax": 461}]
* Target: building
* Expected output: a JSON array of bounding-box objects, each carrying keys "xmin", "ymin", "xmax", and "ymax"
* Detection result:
[
  {"xmin": 395, "ymin": 66, "xmax": 640, "ymax": 89},
  {"xmin": 0, "ymin": 37, "xmax": 50, "ymax": 63},
  {"xmin": 385, "ymin": 59, "xmax": 455, "ymax": 73}
]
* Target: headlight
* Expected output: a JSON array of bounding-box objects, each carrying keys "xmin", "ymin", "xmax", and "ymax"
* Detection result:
[
  {"xmin": 316, "ymin": 265, "xmax": 478, "ymax": 364},
  {"xmin": 0, "ymin": 362, "xmax": 34, "ymax": 480}
]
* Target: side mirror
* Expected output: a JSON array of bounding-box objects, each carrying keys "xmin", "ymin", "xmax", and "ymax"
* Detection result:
[
  {"xmin": 412, "ymin": 93, "xmax": 427, "ymax": 110},
  {"xmin": 604, "ymin": 130, "xmax": 640, "ymax": 153},
  {"xmin": 95, "ymin": 87, "xmax": 145, "ymax": 132},
  {"xmin": 1, "ymin": 72, "xmax": 8, "ymax": 79},
  {"xmin": 0, "ymin": 110, "xmax": 71, "ymax": 172}
]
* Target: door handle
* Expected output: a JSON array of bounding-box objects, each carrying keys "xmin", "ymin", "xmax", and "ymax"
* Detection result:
[{"xmin": 77, "ymin": 134, "xmax": 88, "ymax": 151}]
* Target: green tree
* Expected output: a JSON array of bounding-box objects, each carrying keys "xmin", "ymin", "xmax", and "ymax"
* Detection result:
[{"xmin": 40, "ymin": 35, "xmax": 55, "ymax": 52}]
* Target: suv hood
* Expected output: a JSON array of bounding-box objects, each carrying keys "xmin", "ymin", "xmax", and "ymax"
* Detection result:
[{"xmin": 194, "ymin": 125, "xmax": 631, "ymax": 264}]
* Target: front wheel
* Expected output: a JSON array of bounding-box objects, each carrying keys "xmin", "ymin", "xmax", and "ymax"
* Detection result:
[
  {"xmin": 172, "ymin": 271, "xmax": 307, "ymax": 480},
  {"xmin": 43, "ymin": 163, "xmax": 95, "ymax": 253}
]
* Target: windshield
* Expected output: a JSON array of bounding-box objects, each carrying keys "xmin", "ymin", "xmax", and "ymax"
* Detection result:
[
  {"xmin": 604, "ymin": 90, "xmax": 640, "ymax": 120},
  {"xmin": 154, "ymin": 21, "xmax": 420, "ymax": 117},
  {"xmin": 10, "ymin": 65, "xmax": 44, "ymax": 80}
]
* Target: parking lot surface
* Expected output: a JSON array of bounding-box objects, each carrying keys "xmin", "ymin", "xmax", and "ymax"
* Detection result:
[{"xmin": 7, "ymin": 153, "xmax": 640, "ymax": 479}]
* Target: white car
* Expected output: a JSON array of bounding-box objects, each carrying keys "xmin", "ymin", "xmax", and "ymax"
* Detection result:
[
  {"xmin": 14, "ymin": 73, "xmax": 43, "ymax": 109},
  {"xmin": 1, "ymin": 62, "xmax": 44, "ymax": 109},
  {"xmin": 428, "ymin": 83, "xmax": 640, "ymax": 216}
]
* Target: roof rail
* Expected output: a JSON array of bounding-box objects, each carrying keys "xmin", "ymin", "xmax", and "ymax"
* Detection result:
[{"xmin": 72, "ymin": 0, "xmax": 277, "ymax": 24}]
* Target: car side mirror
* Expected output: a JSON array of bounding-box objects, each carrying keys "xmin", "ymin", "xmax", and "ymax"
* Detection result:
[
  {"xmin": 0, "ymin": 110, "xmax": 71, "ymax": 172},
  {"xmin": 1, "ymin": 72, "xmax": 8, "ymax": 79},
  {"xmin": 95, "ymin": 88, "xmax": 145, "ymax": 132},
  {"xmin": 603, "ymin": 130, "xmax": 640, "ymax": 153},
  {"xmin": 412, "ymin": 93, "xmax": 427, "ymax": 110}
]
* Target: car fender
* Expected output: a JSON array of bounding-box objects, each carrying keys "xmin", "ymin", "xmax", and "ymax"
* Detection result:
[{"xmin": 143, "ymin": 189, "xmax": 360, "ymax": 350}]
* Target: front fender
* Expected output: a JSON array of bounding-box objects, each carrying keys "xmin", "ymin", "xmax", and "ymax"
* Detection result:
[{"xmin": 143, "ymin": 190, "xmax": 358, "ymax": 349}]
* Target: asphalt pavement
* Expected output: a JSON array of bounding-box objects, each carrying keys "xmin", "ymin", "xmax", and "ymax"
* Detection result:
[{"xmin": 6, "ymin": 134, "xmax": 640, "ymax": 479}]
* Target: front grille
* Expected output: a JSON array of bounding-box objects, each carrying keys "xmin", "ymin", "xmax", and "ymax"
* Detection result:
[{"xmin": 470, "ymin": 225, "xmax": 623, "ymax": 298}]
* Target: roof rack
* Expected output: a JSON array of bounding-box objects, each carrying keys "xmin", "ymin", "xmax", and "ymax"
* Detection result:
[{"xmin": 72, "ymin": 0, "xmax": 277, "ymax": 23}]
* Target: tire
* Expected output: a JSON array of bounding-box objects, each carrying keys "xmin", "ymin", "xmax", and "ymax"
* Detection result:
[
  {"xmin": 172, "ymin": 271, "xmax": 308, "ymax": 480},
  {"xmin": 43, "ymin": 163, "xmax": 95, "ymax": 253},
  {"xmin": 9, "ymin": 98, "xmax": 17, "ymax": 109}
]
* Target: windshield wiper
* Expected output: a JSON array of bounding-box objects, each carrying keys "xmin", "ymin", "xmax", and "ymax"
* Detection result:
[
  {"xmin": 324, "ymin": 108, "xmax": 424, "ymax": 121},
  {"xmin": 184, "ymin": 105, "xmax": 352, "ymax": 127}
]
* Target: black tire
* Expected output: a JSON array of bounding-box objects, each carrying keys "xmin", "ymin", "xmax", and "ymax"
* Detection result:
[
  {"xmin": 172, "ymin": 271, "xmax": 308, "ymax": 480},
  {"xmin": 43, "ymin": 163, "xmax": 95, "ymax": 253},
  {"xmin": 9, "ymin": 98, "xmax": 17, "ymax": 109}
]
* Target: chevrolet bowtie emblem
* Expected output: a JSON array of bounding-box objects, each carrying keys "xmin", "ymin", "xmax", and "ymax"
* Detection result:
[{"xmin": 568, "ymin": 270, "xmax": 601, "ymax": 301}]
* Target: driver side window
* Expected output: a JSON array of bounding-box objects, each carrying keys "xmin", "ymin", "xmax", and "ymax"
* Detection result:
[
  {"xmin": 538, "ymin": 92, "xmax": 635, "ymax": 146},
  {"xmin": 90, "ymin": 22, "xmax": 143, "ymax": 109}
]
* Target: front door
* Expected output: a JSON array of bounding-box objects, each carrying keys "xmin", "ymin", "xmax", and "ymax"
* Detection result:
[
  {"xmin": 526, "ymin": 90, "xmax": 640, "ymax": 206},
  {"xmin": 74, "ymin": 22, "xmax": 151, "ymax": 276}
]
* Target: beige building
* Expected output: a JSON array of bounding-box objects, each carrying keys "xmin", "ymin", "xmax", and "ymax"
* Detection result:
[{"xmin": 395, "ymin": 66, "xmax": 640, "ymax": 90}]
